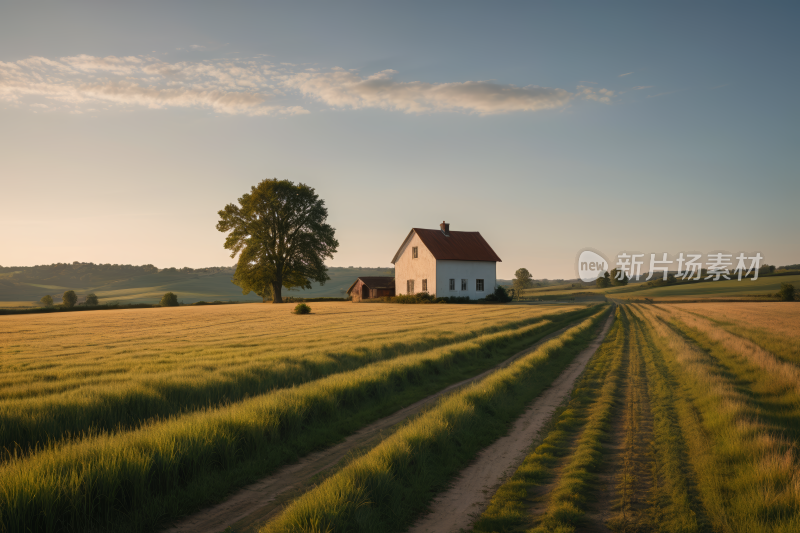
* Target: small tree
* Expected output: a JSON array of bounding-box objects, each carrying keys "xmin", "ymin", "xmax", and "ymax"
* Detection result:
[
  {"xmin": 610, "ymin": 268, "xmax": 629, "ymax": 286},
  {"xmin": 40, "ymin": 295, "xmax": 54, "ymax": 307},
  {"xmin": 62, "ymin": 290, "xmax": 78, "ymax": 308},
  {"xmin": 160, "ymin": 292, "xmax": 179, "ymax": 307},
  {"xmin": 777, "ymin": 283, "xmax": 796, "ymax": 302},
  {"xmin": 85, "ymin": 293, "xmax": 99, "ymax": 306},
  {"xmin": 666, "ymin": 274, "xmax": 677, "ymax": 285},
  {"xmin": 596, "ymin": 271, "xmax": 611, "ymax": 288},
  {"xmin": 512, "ymin": 268, "xmax": 534, "ymax": 296},
  {"xmin": 293, "ymin": 303, "xmax": 311, "ymax": 314}
]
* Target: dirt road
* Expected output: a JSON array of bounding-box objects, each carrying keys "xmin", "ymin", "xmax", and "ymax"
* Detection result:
[
  {"xmin": 407, "ymin": 312, "xmax": 614, "ymax": 533},
  {"xmin": 164, "ymin": 322, "xmax": 579, "ymax": 533}
]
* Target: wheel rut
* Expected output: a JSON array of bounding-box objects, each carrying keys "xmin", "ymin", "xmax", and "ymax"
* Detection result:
[
  {"xmin": 164, "ymin": 321, "xmax": 582, "ymax": 533},
  {"xmin": 407, "ymin": 311, "xmax": 615, "ymax": 533}
]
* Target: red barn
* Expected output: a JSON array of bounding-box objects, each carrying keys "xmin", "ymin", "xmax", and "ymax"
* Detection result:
[{"xmin": 347, "ymin": 277, "xmax": 396, "ymax": 302}]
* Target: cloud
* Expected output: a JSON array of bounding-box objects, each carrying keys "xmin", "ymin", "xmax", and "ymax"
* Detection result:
[
  {"xmin": 1, "ymin": 54, "xmax": 615, "ymax": 117},
  {"xmin": 0, "ymin": 55, "xmax": 306, "ymax": 116},
  {"xmin": 619, "ymin": 72, "xmax": 633, "ymax": 77},
  {"xmin": 577, "ymin": 85, "xmax": 614, "ymax": 104},
  {"xmin": 632, "ymin": 86, "xmax": 653, "ymax": 90},
  {"xmin": 61, "ymin": 54, "xmax": 143, "ymax": 74},
  {"xmin": 282, "ymin": 69, "xmax": 578, "ymax": 115}
]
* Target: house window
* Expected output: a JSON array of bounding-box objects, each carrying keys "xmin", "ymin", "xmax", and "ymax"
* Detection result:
[
  {"xmin": 422, "ymin": 279, "xmax": 427, "ymax": 292},
  {"xmin": 412, "ymin": 246, "xmax": 418, "ymax": 259},
  {"xmin": 476, "ymin": 279, "xmax": 484, "ymax": 292},
  {"xmin": 461, "ymin": 279, "xmax": 467, "ymax": 291},
  {"xmin": 407, "ymin": 279, "xmax": 415, "ymax": 294},
  {"xmin": 449, "ymin": 279, "xmax": 455, "ymax": 291}
]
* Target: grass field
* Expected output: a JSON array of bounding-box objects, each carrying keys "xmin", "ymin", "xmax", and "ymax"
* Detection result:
[
  {"xmin": 0, "ymin": 301, "xmax": 600, "ymax": 532},
  {"xmin": 471, "ymin": 301, "xmax": 800, "ymax": 532},
  {"xmin": 4, "ymin": 300, "xmax": 798, "ymax": 533},
  {"xmin": 520, "ymin": 274, "xmax": 800, "ymax": 302},
  {"xmin": 0, "ymin": 266, "xmax": 395, "ymax": 307}
]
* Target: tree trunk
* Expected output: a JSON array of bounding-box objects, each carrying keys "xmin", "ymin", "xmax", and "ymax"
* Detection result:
[{"xmin": 272, "ymin": 280, "xmax": 283, "ymax": 303}]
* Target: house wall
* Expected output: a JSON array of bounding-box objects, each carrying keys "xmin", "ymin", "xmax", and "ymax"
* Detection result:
[
  {"xmin": 394, "ymin": 232, "xmax": 436, "ymax": 295},
  {"xmin": 435, "ymin": 260, "xmax": 497, "ymax": 300},
  {"xmin": 349, "ymin": 279, "xmax": 365, "ymax": 302}
]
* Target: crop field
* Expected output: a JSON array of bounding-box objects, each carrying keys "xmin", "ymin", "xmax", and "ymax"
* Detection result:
[
  {"xmin": 4, "ymin": 300, "xmax": 796, "ymax": 533},
  {"xmin": 520, "ymin": 274, "xmax": 800, "ymax": 302},
  {"xmin": 0, "ymin": 301, "xmax": 607, "ymax": 532},
  {"xmin": 473, "ymin": 302, "xmax": 800, "ymax": 533}
]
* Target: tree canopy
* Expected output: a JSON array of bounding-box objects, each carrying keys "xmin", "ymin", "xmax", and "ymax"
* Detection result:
[
  {"xmin": 62, "ymin": 290, "xmax": 77, "ymax": 308},
  {"xmin": 512, "ymin": 268, "xmax": 534, "ymax": 295},
  {"xmin": 217, "ymin": 178, "xmax": 339, "ymax": 303},
  {"xmin": 609, "ymin": 268, "xmax": 629, "ymax": 286},
  {"xmin": 160, "ymin": 292, "xmax": 179, "ymax": 307}
]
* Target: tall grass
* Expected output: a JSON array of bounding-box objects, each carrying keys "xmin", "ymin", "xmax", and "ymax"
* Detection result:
[
  {"xmin": 529, "ymin": 308, "xmax": 627, "ymax": 533},
  {"xmin": 0, "ymin": 306, "xmax": 599, "ymax": 533},
  {"xmin": 473, "ymin": 306, "xmax": 626, "ymax": 533},
  {"xmin": 627, "ymin": 307, "xmax": 704, "ymax": 532},
  {"xmin": 259, "ymin": 307, "xmax": 611, "ymax": 533},
  {"xmin": 0, "ymin": 303, "xmax": 578, "ymax": 454},
  {"xmin": 673, "ymin": 303, "xmax": 800, "ymax": 365},
  {"xmin": 633, "ymin": 304, "xmax": 800, "ymax": 533}
]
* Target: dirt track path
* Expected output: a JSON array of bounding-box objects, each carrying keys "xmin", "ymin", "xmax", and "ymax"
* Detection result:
[
  {"xmin": 408, "ymin": 312, "xmax": 615, "ymax": 533},
  {"xmin": 164, "ymin": 322, "xmax": 579, "ymax": 533}
]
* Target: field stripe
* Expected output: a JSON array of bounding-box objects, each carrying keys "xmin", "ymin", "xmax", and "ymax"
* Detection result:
[
  {"xmin": 634, "ymin": 303, "xmax": 800, "ymax": 532},
  {"xmin": 165, "ymin": 319, "xmax": 585, "ymax": 533},
  {"xmin": 0, "ymin": 306, "xmax": 600, "ymax": 533},
  {"xmin": 0, "ymin": 307, "xmax": 578, "ymax": 457},
  {"xmin": 258, "ymin": 307, "xmax": 612, "ymax": 533}
]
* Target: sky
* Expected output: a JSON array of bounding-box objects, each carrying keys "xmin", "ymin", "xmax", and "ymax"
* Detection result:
[{"xmin": 1, "ymin": 1, "xmax": 798, "ymax": 279}]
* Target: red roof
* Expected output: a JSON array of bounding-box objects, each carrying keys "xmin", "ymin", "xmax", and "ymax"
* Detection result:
[{"xmin": 391, "ymin": 228, "xmax": 502, "ymax": 263}]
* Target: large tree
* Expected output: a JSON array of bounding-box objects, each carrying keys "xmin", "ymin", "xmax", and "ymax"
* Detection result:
[{"xmin": 217, "ymin": 178, "xmax": 338, "ymax": 303}]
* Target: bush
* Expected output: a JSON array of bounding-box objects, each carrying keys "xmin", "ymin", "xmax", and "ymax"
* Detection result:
[
  {"xmin": 160, "ymin": 292, "xmax": 179, "ymax": 307},
  {"xmin": 490, "ymin": 286, "xmax": 512, "ymax": 302},
  {"xmin": 85, "ymin": 293, "xmax": 99, "ymax": 306},
  {"xmin": 40, "ymin": 295, "xmax": 54, "ymax": 307},
  {"xmin": 293, "ymin": 303, "xmax": 311, "ymax": 314},
  {"xmin": 776, "ymin": 283, "xmax": 796, "ymax": 302},
  {"xmin": 62, "ymin": 290, "xmax": 77, "ymax": 308}
]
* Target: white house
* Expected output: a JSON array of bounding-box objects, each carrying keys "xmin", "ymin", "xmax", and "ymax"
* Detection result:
[{"xmin": 391, "ymin": 221, "xmax": 501, "ymax": 299}]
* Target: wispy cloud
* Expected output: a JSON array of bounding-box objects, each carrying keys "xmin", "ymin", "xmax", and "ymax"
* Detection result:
[
  {"xmin": 632, "ymin": 85, "xmax": 653, "ymax": 90},
  {"xmin": 282, "ymin": 69, "xmax": 581, "ymax": 114},
  {"xmin": 0, "ymin": 55, "xmax": 306, "ymax": 116},
  {"xmin": 1, "ymin": 54, "xmax": 616, "ymax": 117},
  {"xmin": 619, "ymin": 72, "xmax": 633, "ymax": 77}
]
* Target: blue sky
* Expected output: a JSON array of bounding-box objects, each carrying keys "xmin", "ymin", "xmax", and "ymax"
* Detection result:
[{"xmin": 1, "ymin": 1, "xmax": 798, "ymax": 279}]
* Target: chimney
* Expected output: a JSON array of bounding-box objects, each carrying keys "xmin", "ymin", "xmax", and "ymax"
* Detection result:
[{"xmin": 440, "ymin": 221, "xmax": 450, "ymax": 236}]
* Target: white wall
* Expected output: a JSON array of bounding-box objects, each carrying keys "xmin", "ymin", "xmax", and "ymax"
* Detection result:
[
  {"xmin": 394, "ymin": 232, "xmax": 437, "ymax": 295},
  {"xmin": 435, "ymin": 260, "xmax": 497, "ymax": 300}
]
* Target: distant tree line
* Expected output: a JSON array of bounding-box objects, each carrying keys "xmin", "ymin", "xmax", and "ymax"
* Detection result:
[{"xmin": 0, "ymin": 262, "xmax": 237, "ymax": 287}]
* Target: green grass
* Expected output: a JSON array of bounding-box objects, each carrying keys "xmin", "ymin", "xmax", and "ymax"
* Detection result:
[
  {"xmin": 259, "ymin": 307, "xmax": 611, "ymax": 533},
  {"xmin": 632, "ymin": 304, "xmax": 800, "ymax": 532},
  {"xmin": 0, "ymin": 306, "xmax": 601, "ymax": 533},
  {"xmin": 473, "ymin": 306, "xmax": 627, "ymax": 533},
  {"xmin": 609, "ymin": 274, "xmax": 800, "ymax": 301},
  {"xmin": 0, "ymin": 266, "xmax": 394, "ymax": 307},
  {"xmin": 0, "ymin": 307, "xmax": 588, "ymax": 456}
]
